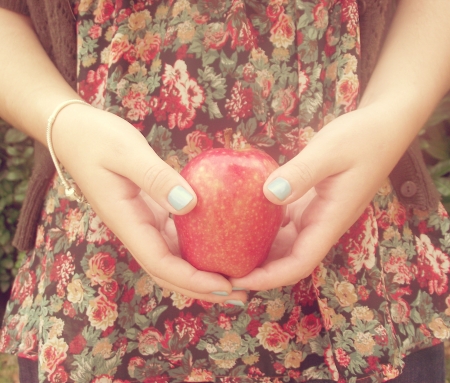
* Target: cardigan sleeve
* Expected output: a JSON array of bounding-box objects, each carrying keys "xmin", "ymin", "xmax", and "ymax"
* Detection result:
[{"xmin": 0, "ymin": 0, "xmax": 29, "ymax": 16}]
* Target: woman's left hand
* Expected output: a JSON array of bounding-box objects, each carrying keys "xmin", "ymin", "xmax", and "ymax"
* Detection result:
[{"xmin": 230, "ymin": 105, "xmax": 412, "ymax": 290}]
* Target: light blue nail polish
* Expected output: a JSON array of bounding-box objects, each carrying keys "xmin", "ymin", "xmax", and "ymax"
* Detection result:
[
  {"xmin": 212, "ymin": 291, "xmax": 229, "ymax": 296},
  {"xmin": 225, "ymin": 300, "xmax": 245, "ymax": 307},
  {"xmin": 168, "ymin": 186, "xmax": 194, "ymax": 210},
  {"xmin": 267, "ymin": 177, "xmax": 291, "ymax": 201},
  {"xmin": 232, "ymin": 287, "xmax": 248, "ymax": 291}
]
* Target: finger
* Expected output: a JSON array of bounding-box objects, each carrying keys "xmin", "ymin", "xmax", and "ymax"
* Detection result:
[
  {"xmin": 151, "ymin": 274, "xmax": 248, "ymax": 305},
  {"xmin": 263, "ymin": 127, "xmax": 350, "ymax": 206},
  {"xmin": 231, "ymin": 192, "xmax": 365, "ymax": 290},
  {"xmin": 87, "ymin": 171, "xmax": 234, "ymax": 295},
  {"xmin": 104, "ymin": 123, "xmax": 197, "ymax": 215}
]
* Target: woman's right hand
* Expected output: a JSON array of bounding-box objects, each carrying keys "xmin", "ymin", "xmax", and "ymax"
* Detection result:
[{"xmin": 51, "ymin": 103, "xmax": 247, "ymax": 304}]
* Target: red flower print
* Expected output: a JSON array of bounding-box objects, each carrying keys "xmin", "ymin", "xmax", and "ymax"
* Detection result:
[
  {"xmin": 99, "ymin": 279, "xmax": 119, "ymax": 300},
  {"xmin": 176, "ymin": 44, "xmax": 189, "ymax": 60},
  {"xmin": 292, "ymin": 278, "xmax": 316, "ymax": 306},
  {"xmin": 390, "ymin": 298, "xmax": 411, "ymax": 324},
  {"xmin": 271, "ymin": 86, "xmax": 298, "ymax": 115},
  {"xmin": 129, "ymin": 258, "xmax": 140, "ymax": 272},
  {"xmin": 336, "ymin": 72, "xmax": 359, "ymax": 112},
  {"xmin": 41, "ymin": 338, "xmax": 69, "ymax": 374},
  {"xmin": 78, "ymin": 65, "xmax": 108, "ymax": 107},
  {"xmin": 50, "ymin": 252, "xmax": 75, "ymax": 297},
  {"xmin": 113, "ymin": 337, "xmax": 128, "ymax": 358},
  {"xmin": 174, "ymin": 312, "xmax": 205, "ymax": 345},
  {"xmin": 266, "ymin": 2, "xmax": 283, "ymax": 22},
  {"xmin": 256, "ymin": 322, "xmax": 290, "ymax": 353},
  {"xmin": 296, "ymin": 314, "xmax": 323, "ymax": 344},
  {"xmin": 335, "ymin": 348, "xmax": 351, "ymax": 367},
  {"xmin": 128, "ymin": 357, "xmax": 146, "ymax": 378},
  {"xmin": 93, "ymin": 0, "xmax": 115, "ymax": 24},
  {"xmin": 196, "ymin": 299, "xmax": 215, "ymax": 310},
  {"xmin": 178, "ymin": 77, "xmax": 205, "ymax": 110},
  {"xmin": 273, "ymin": 362, "xmax": 285, "ymax": 374},
  {"xmin": 203, "ymin": 22, "xmax": 229, "ymax": 50},
  {"xmin": 168, "ymin": 106, "xmax": 196, "ymax": 130},
  {"xmin": 242, "ymin": 63, "xmax": 256, "ymax": 82},
  {"xmin": 183, "ymin": 130, "xmax": 213, "ymax": 160},
  {"xmin": 288, "ymin": 370, "xmax": 301, "ymax": 379},
  {"xmin": 109, "ymin": 33, "xmax": 131, "ymax": 63},
  {"xmin": 123, "ymin": 45, "xmax": 138, "ymax": 64},
  {"xmin": 313, "ymin": 1, "xmax": 329, "ymax": 29},
  {"xmin": 217, "ymin": 313, "xmax": 232, "ymax": 330},
  {"xmin": 246, "ymin": 297, "xmax": 265, "ymax": 317},
  {"xmin": 384, "ymin": 253, "xmax": 413, "ymax": 285},
  {"xmin": 121, "ymin": 286, "xmax": 135, "ymax": 303},
  {"xmin": 122, "ymin": 86, "xmax": 150, "ymax": 121},
  {"xmin": 340, "ymin": 206, "xmax": 378, "ymax": 274},
  {"xmin": 225, "ymin": 81, "xmax": 253, "ymax": 122},
  {"xmin": 324, "ymin": 345, "xmax": 340, "ymax": 380},
  {"xmin": 283, "ymin": 306, "xmax": 300, "ymax": 337},
  {"xmin": 91, "ymin": 375, "xmax": 114, "ymax": 383},
  {"xmin": 86, "ymin": 251, "xmax": 116, "ymax": 286},
  {"xmin": 49, "ymin": 365, "xmax": 69, "ymax": 383},
  {"xmin": 0, "ymin": 328, "xmax": 11, "ymax": 353},
  {"xmin": 68, "ymin": 333, "xmax": 87, "ymax": 354},
  {"xmin": 376, "ymin": 210, "xmax": 391, "ymax": 230},
  {"xmin": 138, "ymin": 327, "xmax": 162, "ymax": 355},
  {"xmin": 357, "ymin": 285, "xmax": 370, "ymax": 301},
  {"xmin": 63, "ymin": 301, "xmax": 76, "ymax": 318},
  {"xmin": 88, "ymin": 24, "xmax": 102, "ymax": 39},
  {"xmin": 246, "ymin": 319, "xmax": 262, "ymax": 337},
  {"xmin": 139, "ymin": 296, "xmax": 157, "ymax": 315},
  {"xmin": 136, "ymin": 31, "xmax": 162, "ymax": 63},
  {"xmin": 387, "ymin": 201, "xmax": 407, "ymax": 227},
  {"xmin": 17, "ymin": 329, "xmax": 38, "ymax": 360},
  {"xmin": 415, "ymin": 234, "xmax": 450, "ymax": 295},
  {"xmin": 11, "ymin": 269, "xmax": 36, "ymax": 304},
  {"xmin": 154, "ymin": 60, "xmax": 205, "ymax": 130},
  {"xmin": 227, "ymin": 14, "xmax": 258, "ymax": 51},
  {"xmin": 269, "ymin": 12, "xmax": 295, "ymax": 48},
  {"xmin": 87, "ymin": 294, "xmax": 118, "ymax": 330}
]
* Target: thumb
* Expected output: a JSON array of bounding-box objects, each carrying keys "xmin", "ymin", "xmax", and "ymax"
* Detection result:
[
  {"xmin": 104, "ymin": 123, "xmax": 197, "ymax": 215},
  {"xmin": 263, "ymin": 135, "xmax": 344, "ymax": 205}
]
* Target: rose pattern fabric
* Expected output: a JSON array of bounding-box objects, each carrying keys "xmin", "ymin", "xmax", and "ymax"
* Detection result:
[{"xmin": 1, "ymin": 1, "xmax": 450, "ymax": 383}]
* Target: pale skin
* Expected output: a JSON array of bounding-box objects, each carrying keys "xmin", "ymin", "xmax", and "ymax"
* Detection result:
[{"xmin": 0, "ymin": 0, "xmax": 450, "ymax": 305}]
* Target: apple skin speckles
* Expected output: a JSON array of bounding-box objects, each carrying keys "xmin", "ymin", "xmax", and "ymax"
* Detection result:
[{"xmin": 173, "ymin": 148, "xmax": 284, "ymax": 278}]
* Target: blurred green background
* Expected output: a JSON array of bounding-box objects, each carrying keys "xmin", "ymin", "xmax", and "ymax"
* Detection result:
[{"xmin": 0, "ymin": 94, "xmax": 449, "ymax": 382}]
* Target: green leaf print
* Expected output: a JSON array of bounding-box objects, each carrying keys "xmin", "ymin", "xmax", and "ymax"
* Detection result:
[
  {"xmin": 219, "ymin": 51, "xmax": 238, "ymax": 75},
  {"xmin": 146, "ymin": 124, "xmax": 173, "ymax": 160},
  {"xmin": 150, "ymin": 304, "xmax": 168, "ymax": 326},
  {"xmin": 237, "ymin": 117, "xmax": 257, "ymax": 139}
]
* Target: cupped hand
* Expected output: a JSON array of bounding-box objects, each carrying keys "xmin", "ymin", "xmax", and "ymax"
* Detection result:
[
  {"xmin": 51, "ymin": 103, "xmax": 247, "ymax": 304},
  {"xmin": 230, "ymin": 105, "xmax": 412, "ymax": 291}
]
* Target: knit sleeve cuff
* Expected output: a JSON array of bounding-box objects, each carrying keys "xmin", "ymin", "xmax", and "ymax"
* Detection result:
[{"xmin": 0, "ymin": 0, "xmax": 29, "ymax": 16}]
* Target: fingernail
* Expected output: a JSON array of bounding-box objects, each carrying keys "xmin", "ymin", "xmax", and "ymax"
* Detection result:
[
  {"xmin": 232, "ymin": 287, "xmax": 249, "ymax": 291},
  {"xmin": 168, "ymin": 186, "xmax": 194, "ymax": 210},
  {"xmin": 225, "ymin": 300, "xmax": 245, "ymax": 307},
  {"xmin": 212, "ymin": 291, "xmax": 229, "ymax": 296},
  {"xmin": 267, "ymin": 177, "xmax": 291, "ymax": 201}
]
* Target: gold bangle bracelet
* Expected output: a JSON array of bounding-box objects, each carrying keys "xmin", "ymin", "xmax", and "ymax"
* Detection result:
[{"xmin": 45, "ymin": 99, "xmax": 90, "ymax": 204}]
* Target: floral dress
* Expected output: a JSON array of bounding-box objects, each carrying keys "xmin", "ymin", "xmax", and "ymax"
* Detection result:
[{"xmin": 2, "ymin": 0, "xmax": 450, "ymax": 382}]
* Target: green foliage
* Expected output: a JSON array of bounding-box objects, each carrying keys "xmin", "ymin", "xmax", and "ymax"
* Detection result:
[
  {"xmin": 0, "ymin": 119, "xmax": 33, "ymax": 293},
  {"xmin": 419, "ymin": 93, "xmax": 450, "ymax": 212}
]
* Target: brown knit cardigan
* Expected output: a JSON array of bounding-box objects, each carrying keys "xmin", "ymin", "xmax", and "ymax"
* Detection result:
[{"xmin": 0, "ymin": 0, "xmax": 442, "ymax": 251}]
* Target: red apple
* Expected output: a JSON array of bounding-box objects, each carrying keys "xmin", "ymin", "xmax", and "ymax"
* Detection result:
[{"xmin": 173, "ymin": 147, "xmax": 284, "ymax": 278}]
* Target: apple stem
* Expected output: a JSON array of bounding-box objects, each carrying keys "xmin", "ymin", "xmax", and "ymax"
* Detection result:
[{"xmin": 224, "ymin": 128, "xmax": 233, "ymax": 149}]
